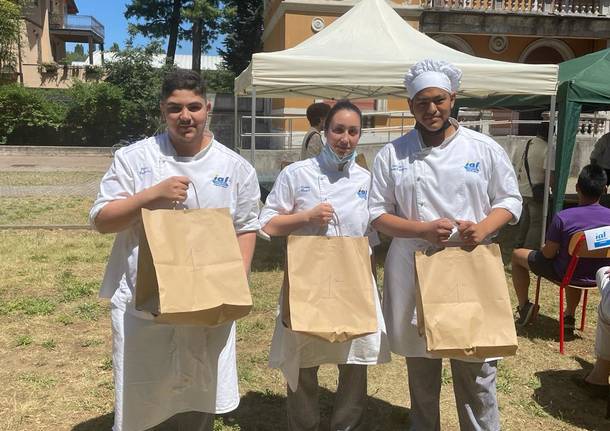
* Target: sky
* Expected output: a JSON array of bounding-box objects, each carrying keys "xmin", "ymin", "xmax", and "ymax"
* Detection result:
[{"xmin": 69, "ymin": 0, "xmax": 224, "ymax": 55}]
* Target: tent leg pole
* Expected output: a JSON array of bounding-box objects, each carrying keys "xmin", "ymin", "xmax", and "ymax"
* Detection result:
[
  {"xmin": 234, "ymin": 94, "xmax": 238, "ymax": 150},
  {"xmin": 251, "ymin": 87, "xmax": 256, "ymax": 167},
  {"xmin": 541, "ymin": 93, "xmax": 557, "ymax": 247}
]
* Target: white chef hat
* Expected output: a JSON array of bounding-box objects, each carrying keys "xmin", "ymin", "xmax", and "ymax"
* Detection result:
[{"xmin": 404, "ymin": 59, "xmax": 462, "ymax": 98}]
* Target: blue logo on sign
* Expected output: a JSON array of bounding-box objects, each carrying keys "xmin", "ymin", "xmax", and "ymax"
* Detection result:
[
  {"xmin": 357, "ymin": 188, "xmax": 368, "ymax": 199},
  {"xmin": 464, "ymin": 162, "xmax": 481, "ymax": 173},
  {"xmin": 298, "ymin": 185, "xmax": 311, "ymax": 193},
  {"xmin": 212, "ymin": 176, "xmax": 230, "ymax": 188},
  {"xmin": 594, "ymin": 231, "xmax": 610, "ymax": 248}
]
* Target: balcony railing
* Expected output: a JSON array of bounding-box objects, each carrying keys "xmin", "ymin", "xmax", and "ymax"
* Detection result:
[
  {"xmin": 50, "ymin": 13, "xmax": 105, "ymax": 40},
  {"xmin": 422, "ymin": 0, "xmax": 610, "ymax": 16}
]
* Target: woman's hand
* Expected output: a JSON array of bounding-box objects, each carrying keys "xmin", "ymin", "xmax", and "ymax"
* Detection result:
[
  {"xmin": 306, "ymin": 202, "xmax": 334, "ymax": 227},
  {"xmin": 421, "ymin": 218, "xmax": 454, "ymax": 245}
]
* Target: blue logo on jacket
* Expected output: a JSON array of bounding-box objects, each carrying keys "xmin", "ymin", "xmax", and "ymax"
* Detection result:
[
  {"xmin": 212, "ymin": 176, "xmax": 230, "ymax": 188},
  {"xmin": 464, "ymin": 162, "xmax": 481, "ymax": 173},
  {"xmin": 357, "ymin": 188, "xmax": 368, "ymax": 199},
  {"xmin": 298, "ymin": 185, "xmax": 311, "ymax": 193}
]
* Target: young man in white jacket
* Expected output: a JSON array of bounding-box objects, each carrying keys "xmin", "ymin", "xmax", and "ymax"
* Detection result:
[
  {"xmin": 90, "ymin": 70, "xmax": 260, "ymax": 431},
  {"xmin": 369, "ymin": 60, "xmax": 521, "ymax": 430}
]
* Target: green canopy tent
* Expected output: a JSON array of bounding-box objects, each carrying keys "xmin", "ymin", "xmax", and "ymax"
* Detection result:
[
  {"xmin": 454, "ymin": 49, "xmax": 610, "ymax": 245},
  {"xmin": 554, "ymin": 48, "xmax": 610, "ymax": 214}
]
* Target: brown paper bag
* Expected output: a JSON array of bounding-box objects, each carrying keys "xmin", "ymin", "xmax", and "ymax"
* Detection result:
[
  {"xmin": 136, "ymin": 207, "xmax": 252, "ymax": 326},
  {"xmin": 415, "ymin": 244, "xmax": 518, "ymax": 359},
  {"xmin": 282, "ymin": 235, "xmax": 378, "ymax": 343}
]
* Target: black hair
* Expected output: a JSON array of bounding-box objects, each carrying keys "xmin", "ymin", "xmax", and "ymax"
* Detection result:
[
  {"xmin": 536, "ymin": 121, "xmax": 550, "ymax": 140},
  {"xmin": 323, "ymin": 100, "xmax": 362, "ymax": 133},
  {"xmin": 577, "ymin": 164, "xmax": 607, "ymax": 199},
  {"xmin": 161, "ymin": 69, "xmax": 206, "ymax": 101},
  {"xmin": 306, "ymin": 103, "xmax": 331, "ymax": 127}
]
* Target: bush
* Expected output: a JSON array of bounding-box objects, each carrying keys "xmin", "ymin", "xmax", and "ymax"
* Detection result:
[
  {"xmin": 0, "ymin": 84, "xmax": 65, "ymax": 145},
  {"xmin": 63, "ymin": 81, "xmax": 124, "ymax": 146}
]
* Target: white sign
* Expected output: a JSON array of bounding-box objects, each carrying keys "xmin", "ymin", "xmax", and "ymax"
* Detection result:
[{"xmin": 584, "ymin": 226, "xmax": 610, "ymax": 251}]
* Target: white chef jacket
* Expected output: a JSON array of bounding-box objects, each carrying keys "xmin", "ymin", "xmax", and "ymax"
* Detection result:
[
  {"xmin": 90, "ymin": 133, "xmax": 261, "ymax": 431},
  {"xmin": 369, "ymin": 121, "xmax": 522, "ymax": 360},
  {"xmin": 259, "ymin": 153, "xmax": 391, "ymax": 392}
]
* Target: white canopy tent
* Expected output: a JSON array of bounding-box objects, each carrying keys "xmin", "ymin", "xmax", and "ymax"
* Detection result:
[
  {"xmin": 235, "ymin": 0, "xmax": 559, "ymax": 243},
  {"xmin": 234, "ymin": 0, "xmax": 558, "ymax": 100}
]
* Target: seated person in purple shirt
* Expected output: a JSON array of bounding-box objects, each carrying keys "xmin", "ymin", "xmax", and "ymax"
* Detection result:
[{"xmin": 512, "ymin": 164, "xmax": 610, "ymax": 332}]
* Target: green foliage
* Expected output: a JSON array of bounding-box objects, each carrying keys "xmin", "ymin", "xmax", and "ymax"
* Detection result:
[
  {"xmin": 0, "ymin": 0, "xmax": 21, "ymax": 73},
  {"xmin": 183, "ymin": 0, "xmax": 221, "ymax": 58},
  {"xmin": 202, "ymin": 67, "xmax": 235, "ymax": 93},
  {"xmin": 0, "ymin": 84, "xmax": 65, "ymax": 145},
  {"xmin": 63, "ymin": 81, "xmax": 124, "ymax": 146},
  {"xmin": 15, "ymin": 334, "xmax": 33, "ymax": 347},
  {"xmin": 219, "ymin": 0, "xmax": 262, "ymax": 76},
  {"xmin": 104, "ymin": 41, "xmax": 166, "ymax": 138},
  {"xmin": 0, "ymin": 297, "xmax": 56, "ymax": 316},
  {"xmin": 125, "ymin": 0, "xmax": 221, "ymax": 67}
]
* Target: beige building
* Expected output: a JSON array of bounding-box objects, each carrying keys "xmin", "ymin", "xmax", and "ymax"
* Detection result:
[
  {"xmin": 15, "ymin": 0, "xmax": 104, "ymax": 88},
  {"xmin": 262, "ymin": 0, "xmax": 610, "ymax": 130}
]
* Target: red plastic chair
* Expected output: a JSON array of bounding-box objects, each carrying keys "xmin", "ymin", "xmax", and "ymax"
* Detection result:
[{"xmin": 534, "ymin": 230, "xmax": 610, "ymax": 354}]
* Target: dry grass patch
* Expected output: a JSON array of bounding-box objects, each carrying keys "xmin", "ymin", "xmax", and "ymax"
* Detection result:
[
  {"xmin": 0, "ymin": 231, "xmax": 607, "ymax": 430},
  {"xmin": 0, "ymin": 172, "xmax": 102, "ymax": 187}
]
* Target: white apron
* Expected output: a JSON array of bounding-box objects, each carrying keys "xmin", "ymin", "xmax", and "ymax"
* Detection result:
[
  {"xmin": 90, "ymin": 135, "xmax": 261, "ymax": 431},
  {"xmin": 369, "ymin": 123, "xmax": 522, "ymax": 361},
  {"xmin": 260, "ymin": 155, "xmax": 391, "ymax": 391}
]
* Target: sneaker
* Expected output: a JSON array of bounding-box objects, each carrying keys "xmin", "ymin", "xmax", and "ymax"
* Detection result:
[
  {"xmin": 563, "ymin": 314, "xmax": 576, "ymax": 336},
  {"xmin": 515, "ymin": 301, "xmax": 538, "ymax": 327}
]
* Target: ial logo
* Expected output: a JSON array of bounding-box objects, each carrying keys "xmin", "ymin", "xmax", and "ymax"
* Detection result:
[
  {"xmin": 297, "ymin": 185, "xmax": 311, "ymax": 193},
  {"xmin": 212, "ymin": 175, "xmax": 230, "ymax": 188},
  {"xmin": 138, "ymin": 166, "xmax": 152, "ymax": 176},
  {"xmin": 594, "ymin": 230, "xmax": 610, "ymax": 248},
  {"xmin": 357, "ymin": 188, "xmax": 368, "ymax": 199},
  {"xmin": 464, "ymin": 161, "xmax": 481, "ymax": 173}
]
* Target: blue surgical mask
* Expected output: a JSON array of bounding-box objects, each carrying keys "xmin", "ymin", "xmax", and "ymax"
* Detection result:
[{"xmin": 320, "ymin": 143, "xmax": 356, "ymax": 171}]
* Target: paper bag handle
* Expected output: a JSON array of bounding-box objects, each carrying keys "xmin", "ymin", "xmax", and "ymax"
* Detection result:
[
  {"xmin": 317, "ymin": 176, "xmax": 343, "ymax": 237},
  {"xmin": 172, "ymin": 181, "xmax": 201, "ymax": 210}
]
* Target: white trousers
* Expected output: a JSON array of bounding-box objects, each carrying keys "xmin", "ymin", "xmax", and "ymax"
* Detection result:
[
  {"xmin": 596, "ymin": 267, "xmax": 610, "ymax": 361},
  {"xmin": 287, "ymin": 364, "xmax": 368, "ymax": 431}
]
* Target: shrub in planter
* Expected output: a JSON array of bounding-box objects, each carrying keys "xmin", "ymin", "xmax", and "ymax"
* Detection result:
[{"xmin": 40, "ymin": 62, "xmax": 59, "ymax": 74}]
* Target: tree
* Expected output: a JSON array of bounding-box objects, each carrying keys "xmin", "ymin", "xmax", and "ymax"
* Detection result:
[
  {"xmin": 125, "ymin": 0, "xmax": 187, "ymax": 66},
  {"xmin": 103, "ymin": 41, "xmax": 168, "ymax": 138},
  {"xmin": 0, "ymin": 0, "xmax": 22, "ymax": 74},
  {"xmin": 219, "ymin": 0, "xmax": 263, "ymax": 76},
  {"xmin": 183, "ymin": 0, "xmax": 221, "ymax": 72},
  {"xmin": 64, "ymin": 43, "xmax": 87, "ymax": 63}
]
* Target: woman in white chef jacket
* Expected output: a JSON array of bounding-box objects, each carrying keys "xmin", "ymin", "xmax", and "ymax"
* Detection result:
[
  {"xmin": 369, "ymin": 60, "xmax": 521, "ymax": 431},
  {"xmin": 89, "ymin": 70, "xmax": 260, "ymax": 431},
  {"xmin": 259, "ymin": 100, "xmax": 390, "ymax": 431}
]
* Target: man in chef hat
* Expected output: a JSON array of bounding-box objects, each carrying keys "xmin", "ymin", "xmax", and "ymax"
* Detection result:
[{"xmin": 369, "ymin": 59, "xmax": 522, "ymax": 430}]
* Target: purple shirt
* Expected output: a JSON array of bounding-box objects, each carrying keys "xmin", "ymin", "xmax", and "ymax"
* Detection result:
[{"xmin": 546, "ymin": 203, "xmax": 610, "ymax": 284}]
